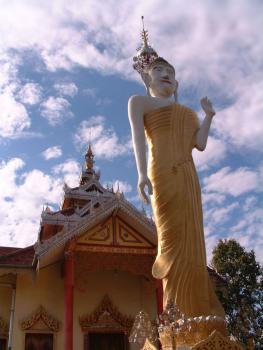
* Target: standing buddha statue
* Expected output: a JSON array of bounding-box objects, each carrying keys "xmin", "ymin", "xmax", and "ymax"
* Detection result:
[{"xmin": 128, "ymin": 17, "xmax": 225, "ymax": 319}]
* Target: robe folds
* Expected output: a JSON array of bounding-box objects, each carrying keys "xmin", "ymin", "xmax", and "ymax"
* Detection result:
[{"xmin": 144, "ymin": 103, "xmax": 225, "ymax": 317}]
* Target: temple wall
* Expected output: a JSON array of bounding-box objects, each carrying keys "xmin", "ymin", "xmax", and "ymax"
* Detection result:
[
  {"xmin": 74, "ymin": 269, "xmax": 157, "ymax": 349},
  {"xmin": 12, "ymin": 263, "xmax": 64, "ymax": 350},
  {"xmin": 2, "ymin": 266, "xmax": 157, "ymax": 349},
  {"xmin": 0, "ymin": 286, "xmax": 12, "ymax": 323}
]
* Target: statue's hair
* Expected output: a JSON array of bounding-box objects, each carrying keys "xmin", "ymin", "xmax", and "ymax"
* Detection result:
[{"xmin": 145, "ymin": 57, "xmax": 175, "ymax": 74}]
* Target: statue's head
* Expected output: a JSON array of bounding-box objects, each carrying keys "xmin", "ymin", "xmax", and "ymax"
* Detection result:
[
  {"xmin": 133, "ymin": 18, "xmax": 178, "ymax": 100},
  {"xmin": 142, "ymin": 57, "xmax": 178, "ymax": 98}
]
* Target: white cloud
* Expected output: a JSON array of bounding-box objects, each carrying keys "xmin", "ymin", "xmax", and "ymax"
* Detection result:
[
  {"xmin": 42, "ymin": 146, "xmax": 62, "ymax": 160},
  {"xmin": 0, "ymin": 157, "xmax": 81, "ymax": 247},
  {"xmin": 202, "ymin": 192, "xmax": 226, "ymax": 206},
  {"xmin": 40, "ymin": 96, "xmax": 73, "ymax": 125},
  {"xmin": 214, "ymin": 80, "xmax": 263, "ymax": 150},
  {"xmin": 83, "ymin": 88, "xmax": 97, "ymax": 98},
  {"xmin": 0, "ymin": 1, "xmax": 262, "ymax": 145},
  {"xmin": 0, "ymin": 158, "xmax": 25, "ymax": 198},
  {"xmin": 0, "ymin": 1, "xmax": 261, "ymax": 85},
  {"xmin": 52, "ymin": 159, "xmax": 80, "ymax": 187},
  {"xmin": 222, "ymin": 207, "xmax": 263, "ymax": 264},
  {"xmin": 205, "ymin": 203, "xmax": 239, "ymax": 226},
  {"xmin": 103, "ymin": 180, "xmax": 132, "ymax": 193},
  {"xmin": 74, "ymin": 116, "xmax": 131, "ymax": 159},
  {"xmin": 0, "ymin": 52, "xmax": 20, "ymax": 89},
  {"xmin": 0, "ymin": 158, "xmax": 62, "ymax": 247},
  {"xmin": 0, "ymin": 90, "xmax": 31, "ymax": 138},
  {"xmin": 242, "ymin": 196, "xmax": 258, "ymax": 212},
  {"xmin": 54, "ymin": 82, "xmax": 78, "ymax": 97},
  {"xmin": 193, "ymin": 136, "xmax": 227, "ymax": 171},
  {"xmin": 204, "ymin": 201, "xmax": 263, "ymax": 264},
  {"xmin": 0, "ymin": 0, "xmax": 262, "ymax": 262},
  {"xmin": 203, "ymin": 166, "xmax": 260, "ymax": 197},
  {"xmin": 18, "ymin": 82, "xmax": 42, "ymax": 105},
  {"xmin": 82, "ymin": 87, "xmax": 111, "ymax": 106}
]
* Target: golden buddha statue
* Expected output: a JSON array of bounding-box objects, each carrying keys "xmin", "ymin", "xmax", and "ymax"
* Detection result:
[{"xmin": 128, "ymin": 18, "xmax": 225, "ymax": 319}]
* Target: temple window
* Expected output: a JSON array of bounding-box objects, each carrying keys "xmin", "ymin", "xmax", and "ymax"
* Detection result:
[
  {"xmin": 0, "ymin": 338, "xmax": 7, "ymax": 350},
  {"xmin": 25, "ymin": 333, "xmax": 53, "ymax": 350}
]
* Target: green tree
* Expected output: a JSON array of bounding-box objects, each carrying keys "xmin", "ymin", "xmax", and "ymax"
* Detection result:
[{"xmin": 211, "ymin": 239, "xmax": 262, "ymax": 349}]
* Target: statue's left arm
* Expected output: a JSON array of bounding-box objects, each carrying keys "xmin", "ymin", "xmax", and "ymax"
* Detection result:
[{"xmin": 195, "ymin": 96, "xmax": 215, "ymax": 151}]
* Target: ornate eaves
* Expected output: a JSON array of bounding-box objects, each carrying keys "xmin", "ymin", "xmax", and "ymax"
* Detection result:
[
  {"xmin": 36, "ymin": 196, "xmax": 156, "ymax": 260},
  {"xmin": 79, "ymin": 295, "xmax": 134, "ymax": 334},
  {"xmin": 20, "ymin": 305, "xmax": 60, "ymax": 332}
]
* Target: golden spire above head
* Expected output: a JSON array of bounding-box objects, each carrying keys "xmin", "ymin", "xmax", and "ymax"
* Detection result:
[
  {"xmin": 85, "ymin": 144, "xmax": 94, "ymax": 170},
  {"xmin": 133, "ymin": 16, "xmax": 159, "ymax": 74}
]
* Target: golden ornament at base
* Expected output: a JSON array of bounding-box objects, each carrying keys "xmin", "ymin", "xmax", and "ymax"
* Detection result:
[
  {"xmin": 191, "ymin": 330, "xmax": 244, "ymax": 350},
  {"xmin": 176, "ymin": 317, "xmax": 227, "ymax": 346},
  {"xmin": 142, "ymin": 338, "xmax": 158, "ymax": 350},
  {"xmin": 159, "ymin": 325, "xmax": 176, "ymax": 350}
]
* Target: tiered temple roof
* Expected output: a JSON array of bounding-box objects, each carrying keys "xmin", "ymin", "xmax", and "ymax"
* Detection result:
[{"xmin": 0, "ymin": 145, "xmax": 225, "ymax": 287}]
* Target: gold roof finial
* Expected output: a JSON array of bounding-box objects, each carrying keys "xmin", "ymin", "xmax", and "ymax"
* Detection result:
[{"xmin": 85, "ymin": 144, "xmax": 94, "ymax": 170}]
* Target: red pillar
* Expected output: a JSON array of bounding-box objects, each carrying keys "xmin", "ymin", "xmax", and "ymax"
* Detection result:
[
  {"xmin": 155, "ymin": 279, "xmax": 163, "ymax": 316},
  {"xmin": 64, "ymin": 251, "xmax": 74, "ymax": 350}
]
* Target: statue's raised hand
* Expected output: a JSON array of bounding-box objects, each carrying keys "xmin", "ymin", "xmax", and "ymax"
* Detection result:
[
  {"xmin": 200, "ymin": 97, "xmax": 216, "ymax": 118},
  {"xmin": 138, "ymin": 176, "xmax": 153, "ymax": 205}
]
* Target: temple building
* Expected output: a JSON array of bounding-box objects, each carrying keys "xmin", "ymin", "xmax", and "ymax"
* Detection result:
[{"xmin": 0, "ymin": 147, "xmax": 224, "ymax": 350}]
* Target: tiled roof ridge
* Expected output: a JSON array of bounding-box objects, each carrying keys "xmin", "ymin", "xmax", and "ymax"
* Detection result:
[
  {"xmin": 0, "ymin": 245, "xmax": 35, "ymax": 261},
  {"xmin": 0, "ymin": 246, "xmax": 21, "ymax": 256}
]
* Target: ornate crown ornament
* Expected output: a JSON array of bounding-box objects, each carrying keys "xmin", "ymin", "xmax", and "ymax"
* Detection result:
[{"xmin": 133, "ymin": 16, "xmax": 159, "ymax": 74}]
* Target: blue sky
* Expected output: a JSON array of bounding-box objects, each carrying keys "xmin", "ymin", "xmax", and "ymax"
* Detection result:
[{"xmin": 0, "ymin": 0, "xmax": 262, "ymax": 264}]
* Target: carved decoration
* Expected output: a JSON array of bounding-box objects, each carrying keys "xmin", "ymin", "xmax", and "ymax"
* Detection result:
[
  {"xmin": 79, "ymin": 295, "xmax": 134, "ymax": 334},
  {"xmin": 20, "ymin": 305, "xmax": 60, "ymax": 332},
  {"xmin": 142, "ymin": 338, "xmax": 158, "ymax": 350},
  {"xmin": 77, "ymin": 218, "xmax": 113, "ymax": 246},
  {"xmin": 116, "ymin": 217, "xmax": 155, "ymax": 248},
  {"xmin": 75, "ymin": 245, "xmax": 155, "ymax": 255},
  {"xmin": 191, "ymin": 330, "xmax": 244, "ymax": 350},
  {"xmin": 0, "ymin": 316, "xmax": 8, "ymax": 334}
]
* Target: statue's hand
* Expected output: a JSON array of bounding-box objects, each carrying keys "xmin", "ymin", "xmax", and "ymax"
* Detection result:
[
  {"xmin": 200, "ymin": 96, "xmax": 216, "ymax": 118},
  {"xmin": 138, "ymin": 176, "xmax": 153, "ymax": 205}
]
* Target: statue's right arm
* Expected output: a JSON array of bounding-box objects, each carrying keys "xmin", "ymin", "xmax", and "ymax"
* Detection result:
[{"xmin": 128, "ymin": 95, "xmax": 153, "ymax": 204}]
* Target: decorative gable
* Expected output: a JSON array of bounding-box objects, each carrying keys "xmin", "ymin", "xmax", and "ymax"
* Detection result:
[
  {"xmin": 79, "ymin": 295, "xmax": 134, "ymax": 333},
  {"xmin": 77, "ymin": 218, "xmax": 113, "ymax": 246},
  {"xmin": 116, "ymin": 217, "xmax": 154, "ymax": 248},
  {"xmin": 76, "ymin": 215, "xmax": 155, "ymax": 254},
  {"xmin": 20, "ymin": 305, "xmax": 60, "ymax": 332}
]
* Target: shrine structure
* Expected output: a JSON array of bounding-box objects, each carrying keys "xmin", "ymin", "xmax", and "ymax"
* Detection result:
[{"xmin": 0, "ymin": 146, "xmax": 224, "ymax": 350}]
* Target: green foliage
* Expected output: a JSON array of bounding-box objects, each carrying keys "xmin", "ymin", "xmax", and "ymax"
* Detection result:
[{"xmin": 211, "ymin": 239, "xmax": 262, "ymax": 349}]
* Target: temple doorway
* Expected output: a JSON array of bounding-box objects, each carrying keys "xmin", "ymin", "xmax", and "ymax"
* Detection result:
[
  {"xmin": 0, "ymin": 339, "xmax": 7, "ymax": 350},
  {"xmin": 86, "ymin": 332, "xmax": 126, "ymax": 350},
  {"xmin": 25, "ymin": 333, "xmax": 53, "ymax": 350}
]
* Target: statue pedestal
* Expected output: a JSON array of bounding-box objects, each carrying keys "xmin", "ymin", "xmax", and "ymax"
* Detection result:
[
  {"xmin": 157, "ymin": 328, "xmax": 245, "ymax": 350},
  {"xmin": 133, "ymin": 311, "xmax": 245, "ymax": 350}
]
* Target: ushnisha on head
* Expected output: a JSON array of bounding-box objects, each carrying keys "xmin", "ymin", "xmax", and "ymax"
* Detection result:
[{"xmin": 133, "ymin": 17, "xmax": 178, "ymax": 100}]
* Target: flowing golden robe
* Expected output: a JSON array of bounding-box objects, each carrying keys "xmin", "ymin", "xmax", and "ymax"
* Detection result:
[{"xmin": 144, "ymin": 103, "xmax": 225, "ymax": 318}]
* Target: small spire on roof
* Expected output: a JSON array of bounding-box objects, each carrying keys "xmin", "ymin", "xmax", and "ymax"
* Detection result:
[
  {"xmin": 85, "ymin": 144, "xmax": 94, "ymax": 170},
  {"xmin": 80, "ymin": 143, "xmax": 100, "ymax": 185}
]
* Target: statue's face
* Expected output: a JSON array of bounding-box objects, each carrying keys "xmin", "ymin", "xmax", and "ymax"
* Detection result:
[{"xmin": 147, "ymin": 63, "xmax": 177, "ymax": 98}]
